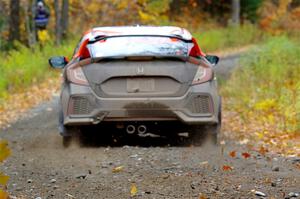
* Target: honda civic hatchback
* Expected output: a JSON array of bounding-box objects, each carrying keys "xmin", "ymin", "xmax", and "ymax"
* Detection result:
[{"xmin": 49, "ymin": 26, "xmax": 221, "ymax": 146}]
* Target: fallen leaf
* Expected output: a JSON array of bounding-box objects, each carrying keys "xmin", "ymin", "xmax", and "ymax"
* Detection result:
[
  {"xmin": 239, "ymin": 139, "xmax": 249, "ymax": 145},
  {"xmin": 229, "ymin": 151, "xmax": 236, "ymax": 158},
  {"xmin": 258, "ymin": 146, "xmax": 268, "ymax": 156},
  {"xmin": 0, "ymin": 141, "xmax": 11, "ymax": 163},
  {"xmin": 295, "ymin": 163, "xmax": 300, "ymax": 170},
  {"xmin": 130, "ymin": 183, "xmax": 137, "ymax": 197},
  {"xmin": 0, "ymin": 190, "xmax": 8, "ymax": 199},
  {"xmin": 0, "ymin": 173, "xmax": 9, "ymax": 186},
  {"xmin": 242, "ymin": 152, "xmax": 251, "ymax": 159},
  {"xmin": 65, "ymin": 193, "xmax": 75, "ymax": 198},
  {"xmin": 198, "ymin": 193, "xmax": 207, "ymax": 199},
  {"xmin": 199, "ymin": 161, "xmax": 208, "ymax": 166},
  {"xmin": 222, "ymin": 165, "xmax": 233, "ymax": 171},
  {"xmin": 112, "ymin": 166, "xmax": 124, "ymax": 173},
  {"xmin": 256, "ymin": 132, "xmax": 264, "ymax": 140}
]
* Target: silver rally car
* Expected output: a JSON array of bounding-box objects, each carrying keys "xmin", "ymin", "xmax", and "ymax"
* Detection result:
[{"xmin": 49, "ymin": 26, "xmax": 221, "ymax": 146}]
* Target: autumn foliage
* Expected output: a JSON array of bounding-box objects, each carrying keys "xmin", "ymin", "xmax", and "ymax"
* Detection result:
[
  {"xmin": 223, "ymin": 36, "xmax": 300, "ymax": 156},
  {"xmin": 259, "ymin": 0, "xmax": 300, "ymax": 36},
  {"xmin": 0, "ymin": 141, "xmax": 10, "ymax": 199}
]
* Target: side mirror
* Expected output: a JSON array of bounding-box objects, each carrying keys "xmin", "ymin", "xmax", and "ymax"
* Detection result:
[
  {"xmin": 48, "ymin": 56, "xmax": 68, "ymax": 69},
  {"xmin": 205, "ymin": 55, "xmax": 219, "ymax": 66}
]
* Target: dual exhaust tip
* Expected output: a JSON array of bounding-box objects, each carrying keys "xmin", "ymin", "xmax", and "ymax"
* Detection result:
[{"xmin": 126, "ymin": 125, "xmax": 147, "ymax": 134}]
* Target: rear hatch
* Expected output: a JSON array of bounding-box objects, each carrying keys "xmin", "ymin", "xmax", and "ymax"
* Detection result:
[{"xmin": 82, "ymin": 60, "xmax": 197, "ymax": 98}]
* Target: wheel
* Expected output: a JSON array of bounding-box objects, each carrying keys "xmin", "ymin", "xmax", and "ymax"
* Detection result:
[
  {"xmin": 62, "ymin": 136, "xmax": 72, "ymax": 148},
  {"xmin": 203, "ymin": 123, "xmax": 220, "ymax": 145},
  {"xmin": 58, "ymin": 108, "xmax": 80, "ymax": 147},
  {"xmin": 189, "ymin": 98, "xmax": 222, "ymax": 146},
  {"xmin": 188, "ymin": 106, "xmax": 222, "ymax": 146},
  {"xmin": 188, "ymin": 125, "xmax": 207, "ymax": 146}
]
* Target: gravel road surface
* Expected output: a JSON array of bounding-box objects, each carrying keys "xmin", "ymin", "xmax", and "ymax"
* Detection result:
[{"xmin": 1, "ymin": 55, "xmax": 299, "ymax": 199}]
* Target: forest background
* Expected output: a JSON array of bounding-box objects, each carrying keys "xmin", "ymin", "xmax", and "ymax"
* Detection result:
[{"xmin": 0, "ymin": 1, "xmax": 299, "ymax": 195}]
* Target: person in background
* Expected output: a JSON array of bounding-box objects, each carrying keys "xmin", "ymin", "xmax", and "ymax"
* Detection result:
[{"xmin": 34, "ymin": 1, "xmax": 50, "ymax": 30}]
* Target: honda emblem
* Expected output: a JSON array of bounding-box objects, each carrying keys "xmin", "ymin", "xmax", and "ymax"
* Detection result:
[{"xmin": 136, "ymin": 66, "xmax": 144, "ymax": 75}]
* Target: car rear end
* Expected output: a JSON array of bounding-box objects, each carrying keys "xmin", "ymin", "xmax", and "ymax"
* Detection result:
[
  {"xmin": 61, "ymin": 27, "xmax": 221, "ymax": 135},
  {"xmin": 63, "ymin": 62, "xmax": 219, "ymax": 125}
]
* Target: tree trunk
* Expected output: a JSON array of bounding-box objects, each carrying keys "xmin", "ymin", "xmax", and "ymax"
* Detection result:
[
  {"xmin": 25, "ymin": 0, "xmax": 37, "ymax": 47},
  {"xmin": 25, "ymin": 2, "xmax": 32, "ymax": 46},
  {"xmin": 231, "ymin": 0, "xmax": 240, "ymax": 26},
  {"xmin": 30, "ymin": 0, "xmax": 37, "ymax": 46},
  {"xmin": 9, "ymin": 0, "xmax": 20, "ymax": 42},
  {"xmin": 61, "ymin": 0, "xmax": 69, "ymax": 39},
  {"xmin": 54, "ymin": 0, "xmax": 62, "ymax": 45}
]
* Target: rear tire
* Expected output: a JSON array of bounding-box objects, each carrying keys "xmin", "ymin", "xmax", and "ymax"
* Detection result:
[
  {"xmin": 188, "ymin": 126, "xmax": 207, "ymax": 146},
  {"xmin": 60, "ymin": 126, "xmax": 81, "ymax": 148},
  {"xmin": 189, "ymin": 104, "xmax": 222, "ymax": 146},
  {"xmin": 58, "ymin": 108, "xmax": 80, "ymax": 147},
  {"xmin": 62, "ymin": 136, "xmax": 72, "ymax": 148}
]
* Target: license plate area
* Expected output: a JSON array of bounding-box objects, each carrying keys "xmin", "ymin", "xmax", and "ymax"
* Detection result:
[{"xmin": 127, "ymin": 78, "xmax": 155, "ymax": 93}]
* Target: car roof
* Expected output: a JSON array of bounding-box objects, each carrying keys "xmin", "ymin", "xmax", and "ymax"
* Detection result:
[{"xmin": 84, "ymin": 26, "xmax": 193, "ymax": 41}]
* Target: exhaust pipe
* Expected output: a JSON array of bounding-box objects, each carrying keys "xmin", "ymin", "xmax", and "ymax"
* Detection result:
[
  {"xmin": 137, "ymin": 125, "xmax": 147, "ymax": 134},
  {"xmin": 126, "ymin": 125, "xmax": 136, "ymax": 134}
]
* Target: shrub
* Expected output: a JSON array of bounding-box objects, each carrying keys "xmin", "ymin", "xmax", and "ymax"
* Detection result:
[
  {"xmin": 194, "ymin": 24, "xmax": 268, "ymax": 52},
  {"xmin": 223, "ymin": 36, "xmax": 300, "ymax": 133},
  {"xmin": 0, "ymin": 41, "xmax": 75, "ymax": 100}
]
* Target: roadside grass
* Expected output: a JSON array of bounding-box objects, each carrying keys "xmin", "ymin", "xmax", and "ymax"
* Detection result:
[
  {"xmin": 0, "ymin": 41, "xmax": 75, "ymax": 101},
  {"xmin": 222, "ymin": 36, "xmax": 300, "ymax": 154},
  {"xmin": 194, "ymin": 24, "xmax": 268, "ymax": 52}
]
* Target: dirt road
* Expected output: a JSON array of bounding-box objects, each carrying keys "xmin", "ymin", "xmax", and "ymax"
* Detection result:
[{"xmin": 1, "ymin": 55, "xmax": 299, "ymax": 199}]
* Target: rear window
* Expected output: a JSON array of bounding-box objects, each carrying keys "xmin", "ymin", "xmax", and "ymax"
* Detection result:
[{"xmin": 87, "ymin": 36, "xmax": 189, "ymax": 58}]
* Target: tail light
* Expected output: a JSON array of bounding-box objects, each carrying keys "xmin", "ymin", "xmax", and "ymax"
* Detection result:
[
  {"xmin": 66, "ymin": 66, "xmax": 89, "ymax": 86},
  {"xmin": 192, "ymin": 66, "xmax": 214, "ymax": 85}
]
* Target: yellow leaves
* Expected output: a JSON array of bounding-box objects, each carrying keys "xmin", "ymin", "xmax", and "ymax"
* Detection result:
[
  {"xmin": 277, "ymin": 0, "xmax": 292, "ymax": 16},
  {"xmin": 198, "ymin": 193, "xmax": 207, "ymax": 199},
  {"xmin": 0, "ymin": 174, "xmax": 9, "ymax": 186},
  {"xmin": 115, "ymin": 0, "xmax": 128, "ymax": 10},
  {"xmin": 0, "ymin": 140, "xmax": 10, "ymax": 198},
  {"xmin": 138, "ymin": 10, "xmax": 155, "ymax": 23},
  {"xmin": 259, "ymin": 0, "xmax": 299, "ymax": 34},
  {"xmin": 37, "ymin": 30, "xmax": 50, "ymax": 45},
  {"xmin": 255, "ymin": 132, "xmax": 265, "ymax": 140},
  {"xmin": 130, "ymin": 183, "xmax": 137, "ymax": 197},
  {"xmin": 0, "ymin": 141, "xmax": 10, "ymax": 163},
  {"xmin": 0, "ymin": 77, "xmax": 60, "ymax": 129},
  {"xmin": 254, "ymin": 99, "xmax": 276, "ymax": 112},
  {"xmin": 0, "ymin": 190, "xmax": 8, "ymax": 199},
  {"xmin": 112, "ymin": 166, "xmax": 124, "ymax": 173}
]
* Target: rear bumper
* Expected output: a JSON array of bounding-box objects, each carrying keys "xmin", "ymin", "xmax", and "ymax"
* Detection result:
[{"xmin": 61, "ymin": 81, "xmax": 220, "ymax": 126}]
